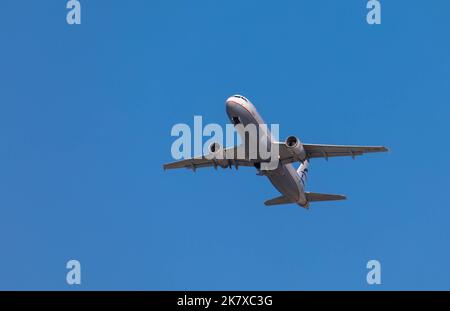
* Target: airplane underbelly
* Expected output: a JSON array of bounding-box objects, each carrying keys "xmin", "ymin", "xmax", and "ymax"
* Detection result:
[{"xmin": 267, "ymin": 165, "xmax": 302, "ymax": 203}]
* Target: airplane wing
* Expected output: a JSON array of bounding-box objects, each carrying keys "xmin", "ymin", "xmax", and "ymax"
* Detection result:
[
  {"xmin": 163, "ymin": 146, "xmax": 256, "ymax": 171},
  {"xmin": 302, "ymin": 144, "xmax": 388, "ymax": 159},
  {"xmin": 278, "ymin": 143, "xmax": 388, "ymax": 163},
  {"xmin": 165, "ymin": 143, "xmax": 389, "ymax": 170}
]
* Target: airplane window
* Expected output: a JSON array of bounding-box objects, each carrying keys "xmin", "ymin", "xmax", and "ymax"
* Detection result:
[{"xmin": 234, "ymin": 95, "xmax": 249, "ymax": 102}]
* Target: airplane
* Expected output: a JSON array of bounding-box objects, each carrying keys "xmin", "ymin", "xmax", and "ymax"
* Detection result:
[{"xmin": 163, "ymin": 95, "xmax": 388, "ymax": 208}]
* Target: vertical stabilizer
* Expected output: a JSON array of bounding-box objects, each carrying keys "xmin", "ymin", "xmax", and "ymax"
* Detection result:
[{"xmin": 297, "ymin": 159, "xmax": 309, "ymax": 186}]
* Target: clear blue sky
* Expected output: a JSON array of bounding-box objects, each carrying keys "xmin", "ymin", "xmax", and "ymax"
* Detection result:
[{"xmin": 0, "ymin": 0, "xmax": 449, "ymax": 290}]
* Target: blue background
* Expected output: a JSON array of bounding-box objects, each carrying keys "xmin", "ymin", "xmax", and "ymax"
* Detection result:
[{"xmin": 0, "ymin": 0, "xmax": 449, "ymax": 290}]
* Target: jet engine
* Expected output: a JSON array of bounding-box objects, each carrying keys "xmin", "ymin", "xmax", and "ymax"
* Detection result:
[
  {"xmin": 209, "ymin": 142, "xmax": 222, "ymax": 154},
  {"xmin": 208, "ymin": 142, "xmax": 229, "ymax": 168},
  {"xmin": 285, "ymin": 136, "xmax": 306, "ymax": 161}
]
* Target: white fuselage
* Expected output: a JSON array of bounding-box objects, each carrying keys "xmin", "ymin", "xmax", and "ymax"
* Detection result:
[{"xmin": 225, "ymin": 95, "xmax": 308, "ymax": 207}]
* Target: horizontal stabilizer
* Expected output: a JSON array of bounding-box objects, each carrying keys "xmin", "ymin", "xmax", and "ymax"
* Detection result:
[
  {"xmin": 305, "ymin": 192, "xmax": 346, "ymax": 202},
  {"xmin": 264, "ymin": 195, "xmax": 294, "ymax": 206}
]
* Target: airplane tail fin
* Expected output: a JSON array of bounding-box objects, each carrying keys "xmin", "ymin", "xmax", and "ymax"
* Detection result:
[
  {"xmin": 297, "ymin": 160, "xmax": 346, "ymax": 203},
  {"xmin": 297, "ymin": 159, "xmax": 309, "ymax": 186},
  {"xmin": 305, "ymin": 192, "xmax": 346, "ymax": 202}
]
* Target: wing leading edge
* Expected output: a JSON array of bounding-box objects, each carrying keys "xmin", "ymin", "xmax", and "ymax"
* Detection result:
[
  {"xmin": 164, "ymin": 143, "xmax": 388, "ymax": 170},
  {"xmin": 277, "ymin": 143, "xmax": 388, "ymax": 163},
  {"xmin": 303, "ymin": 144, "xmax": 388, "ymax": 159},
  {"xmin": 163, "ymin": 146, "xmax": 256, "ymax": 171}
]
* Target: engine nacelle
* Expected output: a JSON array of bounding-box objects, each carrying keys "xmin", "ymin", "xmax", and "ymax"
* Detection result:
[
  {"xmin": 285, "ymin": 136, "xmax": 306, "ymax": 161},
  {"xmin": 209, "ymin": 142, "xmax": 222, "ymax": 154},
  {"xmin": 208, "ymin": 142, "xmax": 229, "ymax": 168}
]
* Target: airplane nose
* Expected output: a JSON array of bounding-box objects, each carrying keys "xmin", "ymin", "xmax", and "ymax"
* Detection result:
[
  {"xmin": 225, "ymin": 95, "xmax": 255, "ymax": 125},
  {"xmin": 225, "ymin": 97, "xmax": 238, "ymax": 112},
  {"xmin": 226, "ymin": 96, "xmax": 236, "ymax": 106},
  {"xmin": 226, "ymin": 95, "xmax": 247, "ymax": 106},
  {"xmin": 225, "ymin": 97, "xmax": 235, "ymax": 111},
  {"xmin": 226, "ymin": 95, "xmax": 253, "ymax": 116}
]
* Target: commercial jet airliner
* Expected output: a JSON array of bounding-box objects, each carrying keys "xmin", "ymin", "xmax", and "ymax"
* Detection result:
[{"xmin": 163, "ymin": 95, "xmax": 388, "ymax": 208}]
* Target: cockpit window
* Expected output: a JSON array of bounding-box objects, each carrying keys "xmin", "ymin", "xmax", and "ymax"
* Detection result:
[{"xmin": 234, "ymin": 95, "xmax": 249, "ymax": 103}]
